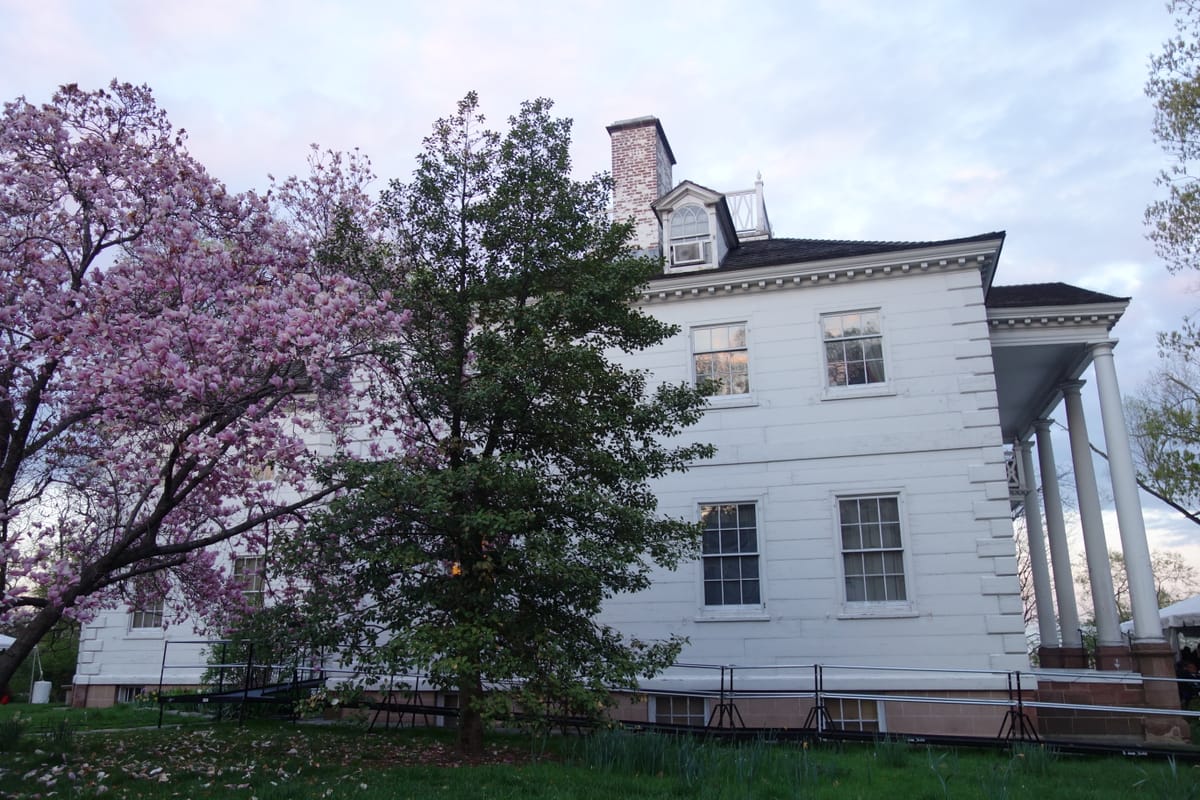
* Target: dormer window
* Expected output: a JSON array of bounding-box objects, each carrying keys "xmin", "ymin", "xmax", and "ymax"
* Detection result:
[{"xmin": 669, "ymin": 204, "xmax": 713, "ymax": 268}]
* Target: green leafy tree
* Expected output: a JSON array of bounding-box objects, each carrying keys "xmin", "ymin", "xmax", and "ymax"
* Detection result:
[
  {"xmin": 1127, "ymin": 347, "xmax": 1200, "ymax": 526},
  {"xmin": 1134, "ymin": 1, "xmax": 1200, "ymax": 521},
  {"xmin": 1147, "ymin": 0, "xmax": 1200, "ymax": 272},
  {"xmin": 278, "ymin": 94, "xmax": 713, "ymax": 756}
]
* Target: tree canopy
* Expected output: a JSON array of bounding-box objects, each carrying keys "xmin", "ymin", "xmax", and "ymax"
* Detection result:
[
  {"xmin": 1132, "ymin": 2, "xmax": 1200, "ymax": 521},
  {"xmin": 0, "ymin": 82, "xmax": 403, "ymax": 691},
  {"xmin": 1127, "ymin": 342, "xmax": 1200, "ymax": 526},
  {"xmin": 1147, "ymin": 0, "xmax": 1200, "ymax": 273},
  {"xmin": 276, "ymin": 94, "xmax": 713, "ymax": 755}
]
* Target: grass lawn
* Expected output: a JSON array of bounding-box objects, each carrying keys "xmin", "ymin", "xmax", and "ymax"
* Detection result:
[{"xmin": 0, "ymin": 704, "xmax": 1198, "ymax": 799}]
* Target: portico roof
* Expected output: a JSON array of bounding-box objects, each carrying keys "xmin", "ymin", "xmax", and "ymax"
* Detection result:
[{"xmin": 986, "ymin": 282, "xmax": 1130, "ymax": 441}]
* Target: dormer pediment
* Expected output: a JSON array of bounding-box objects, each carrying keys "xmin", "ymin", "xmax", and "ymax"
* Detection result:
[
  {"xmin": 652, "ymin": 181, "xmax": 739, "ymax": 274},
  {"xmin": 653, "ymin": 180, "xmax": 725, "ymax": 210}
]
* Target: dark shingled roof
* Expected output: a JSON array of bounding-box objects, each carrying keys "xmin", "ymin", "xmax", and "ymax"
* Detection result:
[
  {"xmin": 986, "ymin": 282, "xmax": 1129, "ymax": 308},
  {"xmin": 649, "ymin": 231, "xmax": 1006, "ymax": 278}
]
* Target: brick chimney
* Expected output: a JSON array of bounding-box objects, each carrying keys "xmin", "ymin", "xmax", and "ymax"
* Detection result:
[{"xmin": 607, "ymin": 116, "xmax": 676, "ymax": 256}]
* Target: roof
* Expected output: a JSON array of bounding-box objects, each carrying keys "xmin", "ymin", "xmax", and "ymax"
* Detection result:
[
  {"xmin": 986, "ymin": 282, "xmax": 1129, "ymax": 308},
  {"xmin": 653, "ymin": 231, "xmax": 1006, "ymax": 277}
]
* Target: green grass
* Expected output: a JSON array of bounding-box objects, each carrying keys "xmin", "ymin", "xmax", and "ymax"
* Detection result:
[
  {"xmin": 0, "ymin": 717, "xmax": 1197, "ymax": 799},
  {"xmin": 0, "ymin": 700, "xmax": 213, "ymax": 733}
]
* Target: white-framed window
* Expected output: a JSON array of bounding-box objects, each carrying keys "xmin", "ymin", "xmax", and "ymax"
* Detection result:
[
  {"xmin": 838, "ymin": 495, "xmax": 907, "ymax": 604},
  {"xmin": 692, "ymin": 323, "xmax": 749, "ymax": 396},
  {"xmin": 827, "ymin": 698, "xmax": 883, "ymax": 733},
  {"xmin": 233, "ymin": 555, "xmax": 266, "ymax": 608},
  {"xmin": 669, "ymin": 204, "xmax": 712, "ymax": 268},
  {"xmin": 822, "ymin": 310, "xmax": 885, "ymax": 387},
  {"xmin": 700, "ymin": 502, "xmax": 761, "ymax": 606},
  {"xmin": 116, "ymin": 686, "xmax": 147, "ymax": 704},
  {"xmin": 652, "ymin": 694, "xmax": 708, "ymax": 726},
  {"xmin": 129, "ymin": 599, "xmax": 164, "ymax": 629}
]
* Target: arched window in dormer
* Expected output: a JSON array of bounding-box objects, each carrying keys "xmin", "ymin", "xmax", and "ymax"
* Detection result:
[{"xmin": 670, "ymin": 204, "xmax": 713, "ymax": 268}]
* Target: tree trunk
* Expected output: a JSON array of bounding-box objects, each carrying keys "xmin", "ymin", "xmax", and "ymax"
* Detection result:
[
  {"xmin": 0, "ymin": 603, "xmax": 66, "ymax": 694},
  {"xmin": 455, "ymin": 673, "xmax": 485, "ymax": 757}
]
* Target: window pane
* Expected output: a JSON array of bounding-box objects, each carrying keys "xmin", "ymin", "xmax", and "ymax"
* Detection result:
[
  {"xmin": 710, "ymin": 326, "xmax": 730, "ymax": 350},
  {"xmin": 881, "ymin": 523, "xmax": 902, "ymax": 548},
  {"xmin": 741, "ymin": 556, "xmax": 759, "ymax": 579},
  {"xmin": 866, "ymin": 576, "xmax": 885, "ymax": 600},
  {"xmin": 722, "ymin": 558, "xmax": 741, "ymax": 579},
  {"xmin": 720, "ymin": 530, "xmax": 737, "ymax": 553},
  {"xmin": 703, "ymin": 559, "xmax": 721, "ymax": 580},
  {"xmin": 705, "ymin": 582, "xmax": 722, "ymax": 605},
  {"xmin": 723, "ymin": 580, "xmax": 741, "ymax": 602},
  {"xmin": 845, "ymin": 576, "xmax": 865, "ymax": 602},
  {"xmin": 847, "ymin": 363, "xmax": 865, "ymax": 384},
  {"xmin": 673, "ymin": 205, "xmax": 709, "ymax": 239},
  {"xmin": 878, "ymin": 498, "xmax": 900, "ymax": 521},
  {"xmin": 822, "ymin": 317, "xmax": 843, "ymax": 339},
  {"xmin": 860, "ymin": 500, "xmax": 879, "ymax": 524},
  {"xmin": 719, "ymin": 504, "xmax": 738, "ymax": 528},
  {"xmin": 839, "ymin": 500, "xmax": 859, "ymax": 524},
  {"xmin": 739, "ymin": 529, "xmax": 757, "ymax": 553},
  {"xmin": 739, "ymin": 504, "xmax": 756, "ymax": 526},
  {"xmin": 864, "ymin": 523, "xmax": 881, "ymax": 549},
  {"xmin": 693, "ymin": 328, "xmax": 711, "ymax": 352},
  {"xmin": 866, "ymin": 360, "xmax": 886, "ymax": 382},
  {"xmin": 861, "ymin": 312, "xmax": 880, "ymax": 335},
  {"xmin": 742, "ymin": 580, "xmax": 760, "ymax": 604},
  {"xmin": 842, "ymin": 525, "xmax": 861, "ymax": 550}
]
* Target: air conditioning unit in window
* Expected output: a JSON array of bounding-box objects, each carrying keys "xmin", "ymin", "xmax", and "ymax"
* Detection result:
[{"xmin": 670, "ymin": 240, "xmax": 711, "ymax": 267}]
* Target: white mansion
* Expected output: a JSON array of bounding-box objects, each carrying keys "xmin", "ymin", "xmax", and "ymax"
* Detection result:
[{"xmin": 71, "ymin": 116, "xmax": 1175, "ymax": 739}]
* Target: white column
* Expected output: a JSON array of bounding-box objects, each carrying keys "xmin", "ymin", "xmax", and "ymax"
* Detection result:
[
  {"xmin": 1062, "ymin": 381, "xmax": 1123, "ymax": 647},
  {"xmin": 1034, "ymin": 419, "xmax": 1083, "ymax": 648},
  {"xmin": 1018, "ymin": 439, "xmax": 1059, "ymax": 648},
  {"xmin": 1091, "ymin": 342, "xmax": 1164, "ymax": 642}
]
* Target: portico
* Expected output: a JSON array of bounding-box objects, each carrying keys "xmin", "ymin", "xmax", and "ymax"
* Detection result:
[{"xmin": 987, "ymin": 283, "xmax": 1170, "ymax": 682}]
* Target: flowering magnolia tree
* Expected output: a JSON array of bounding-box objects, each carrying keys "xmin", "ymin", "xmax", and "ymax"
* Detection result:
[{"xmin": 0, "ymin": 81, "xmax": 403, "ymax": 690}]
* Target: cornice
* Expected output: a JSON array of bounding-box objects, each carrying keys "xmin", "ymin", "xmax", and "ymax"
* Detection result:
[
  {"xmin": 638, "ymin": 241, "xmax": 1001, "ymax": 303},
  {"xmin": 985, "ymin": 301, "xmax": 1127, "ymax": 332}
]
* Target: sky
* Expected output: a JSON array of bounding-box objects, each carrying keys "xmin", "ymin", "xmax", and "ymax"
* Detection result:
[{"xmin": 3, "ymin": 2, "xmax": 1198, "ymax": 586}]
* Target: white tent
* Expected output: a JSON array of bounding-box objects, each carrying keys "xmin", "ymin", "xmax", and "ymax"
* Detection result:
[
  {"xmin": 1154, "ymin": 595, "xmax": 1200, "ymax": 632},
  {"xmin": 0, "ymin": 633, "xmax": 13, "ymax": 650},
  {"xmin": 1120, "ymin": 595, "xmax": 1200, "ymax": 632},
  {"xmin": 1120, "ymin": 595, "xmax": 1200, "ymax": 652}
]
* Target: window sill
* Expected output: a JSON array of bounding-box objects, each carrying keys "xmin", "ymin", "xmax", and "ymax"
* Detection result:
[
  {"xmin": 704, "ymin": 394, "xmax": 758, "ymax": 410},
  {"xmin": 820, "ymin": 384, "xmax": 895, "ymax": 402},
  {"xmin": 124, "ymin": 628, "xmax": 166, "ymax": 639},
  {"xmin": 836, "ymin": 605, "xmax": 918, "ymax": 620},
  {"xmin": 695, "ymin": 609, "xmax": 770, "ymax": 623}
]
